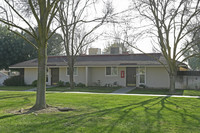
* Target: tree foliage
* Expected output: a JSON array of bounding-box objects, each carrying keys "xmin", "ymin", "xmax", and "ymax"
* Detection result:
[
  {"xmin": 0, "ymin": 25, "xmax": 28, "ymax": 70},
  {"xmin": 22, "ymin": 28, "xmax": 64, "ymax": 58}
]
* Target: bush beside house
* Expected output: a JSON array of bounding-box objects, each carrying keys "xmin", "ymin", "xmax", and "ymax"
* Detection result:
[{"xmin": 3, "ymin": 76, "xmax": 25, "ymax": 86}]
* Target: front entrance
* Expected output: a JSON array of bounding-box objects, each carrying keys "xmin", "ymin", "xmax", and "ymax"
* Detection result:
[
  {"xmin": 51, "ymin": 68, "xmax": 59, "ymax": 85},
  {"xmin": 126, "ymin": 67, "xmax": 136, "ymax": 86}
]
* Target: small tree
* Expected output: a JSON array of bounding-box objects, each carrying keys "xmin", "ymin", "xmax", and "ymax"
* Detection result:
[
  {"xmin": 0, "ymin": 0, "xmax": 60, "ymax": 110},
  {"xmin": 132, "ymin": 0, "xmax": 200, "ymax": 92},
  {"xmin": 58, "ymin": 0, "xmax": 113, "ymax": 89}
]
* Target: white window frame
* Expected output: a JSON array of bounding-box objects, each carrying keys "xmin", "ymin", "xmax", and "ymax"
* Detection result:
[
  {"xmin": 138, "ymin": 67, "xmax": 146, "ymax": 85},
  {"xmin": 66, "ymin": 67, "xmax": 78, "ymax": 76},
  {"xmin": 105, "ymin": 67, "xmax": 118, "ymax": 76}
]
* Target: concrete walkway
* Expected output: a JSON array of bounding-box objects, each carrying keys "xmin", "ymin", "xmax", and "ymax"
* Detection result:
[
  {"xmin": 24, "ymin": 87, "xmax": 37, "ymax": 91},
  {"xmin": 1, "ymin": 87, "xmax": 200, "ymax": 98},
  {"xmin": 112, "ymin": 87, "xmax": 136, "ymax": 94},
  {"xmin": 45, "ymin": 91, "xmax": 200, "ymax": 99}
]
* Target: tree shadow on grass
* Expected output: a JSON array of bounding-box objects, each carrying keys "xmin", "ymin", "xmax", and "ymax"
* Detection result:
[
  {"xmin": 0, "ymin": 93, "xmax": 35, "ymax": 118},
  {"xmin": 0, "ymin": 94, "xmax": 35, "ymax": 100},
  {"xmin": 0, "ymin": 93, "xmax": 34, "ymax": 108},
  {"xmin": 3, "ymin": 96, "xmax": 200, "ymax": 133},
  {"xmin": 155, "ymin": 97, "xmax": 200, "ymax": 132},
  {"xmin": 14, "ymin": 97, "xmax": 166, "ymax": 133},
  {"xmin": 61, "ymin": 97, "xmax": 200, "ymax": 132},
  {"xmin": 0, "ymin": 114, "xmax": 16, "ymax": 120}
]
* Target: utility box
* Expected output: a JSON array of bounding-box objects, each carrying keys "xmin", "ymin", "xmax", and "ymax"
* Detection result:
[
  {"xmin": 110, "ymin": 47, "xmax": 122, "ymax": 54},
  {"xmin": 89, "ymin": 48, "xmax": 101, "ymax": 55}
]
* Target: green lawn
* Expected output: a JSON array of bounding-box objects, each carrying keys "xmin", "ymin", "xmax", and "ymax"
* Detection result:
[
  {"xmin": 183, "ymin": 90, "xmax": 200, "ymax": 96},
  {"xmin": 128, "ymin": 88, "xmax": 200, "ymax": 96},
  {"xmin": 128, "ymin": 88, "xmax": 184, "ymax": 95},
  {"xmin": 0, "ymin": 91, "xmax": 200, "ymax": 133},
  {"xmin": 0, "ymin": 86, "xmax": 33, "ymax": 91},
  {"xmin": 47, "ymin": 86, "xmax": 120, "ymax": 93}
]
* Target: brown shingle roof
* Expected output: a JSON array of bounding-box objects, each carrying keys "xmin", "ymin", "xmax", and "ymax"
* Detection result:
[{"xmin": 10, "ymin": 53, "xmax": 166, "ymax": 68}]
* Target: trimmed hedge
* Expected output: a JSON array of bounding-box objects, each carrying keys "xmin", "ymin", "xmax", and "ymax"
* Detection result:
[
  {"xmin": 76, "ymin": 83, "xmax": 86, "ymax": 88},
  {"xmin": 3, "ymin": 76, "xmax": 25, "ymax": 86},
  {"xmin": 65, "ymin": 82, "xmax": 77, "ymax": 87},
  {"xmin": 31, "ymin": 80, "xmax": 37, "ymax": 87},
  {"xmin": 58, "ymin": 80, "xmax": 65, "ymax": 87},
  {"xmin": 65, "ymin": 82, "xmax": 70, "ymax": 87}
]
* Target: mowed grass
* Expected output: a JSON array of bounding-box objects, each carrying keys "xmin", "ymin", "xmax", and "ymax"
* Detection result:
[
  {"xmin": 0, "ymin": 91, "xmax": 200, "ymax": 133},
  {"xmin": 183, "ymin": 90, "xmax": 200, "ymax": 96},
  {"xmin": 47, "ymin": 86, "xmax": 120, "ymax": 93},
  {"xmin": 0, "ymin": 86, "xmax": 33, "ymax": 91},
  {"xmin": 0, "ymin": 86, "xmax": 119, "ymax": 93}
]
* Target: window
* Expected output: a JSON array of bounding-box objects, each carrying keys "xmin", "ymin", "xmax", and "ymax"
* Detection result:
[
  {"xmin": 46, "ymin": 68, "xmax": 49, "ymax": 82},
  {"xmin": 106, "ymin": 67, "xmax": 118, "ymax": 76},
  {"xmin": 106, "ymin": 67, "xmax": 111, "ymax": 75},
  {"xmin": 67, "ymin": 67, "xmax": 78, "ymax": 76},
  {"xmin": 139, "ymin": 67, "xmax": 146, "ymax": 84}
]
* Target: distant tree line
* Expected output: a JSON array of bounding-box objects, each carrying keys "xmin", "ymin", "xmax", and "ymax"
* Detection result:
[{"xmin": 0, "ymin": 25, "xmax": 63, "ymax": 70}]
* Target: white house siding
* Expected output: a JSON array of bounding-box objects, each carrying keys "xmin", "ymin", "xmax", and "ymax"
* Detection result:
[
  {"xmin": 24, "ymin": 66, "xmax": 171, "ymax": 88},
  {"xmin": 75, "ymin": 67, "xmax": 86, "ymax": 84},
  {"xmin": 24, "ymin": 68, "xmax": 37, "ymax": 85},
  {"xmin": 59, "ymin": 67, "xmax": 86, "ymax": 84},
  {"xmin": 145, "ymin": 67, "xmax": 169, "ymax": 88},
  {"xmin": 59, "ymin": 67, "xmax": 66, "ymax": 82},
  {"xmin": 87, "ymin": 67, "xmax": 92, "ymax": 86},
  {"xmin": 88, "ymin": 67, "xmax": 126, "ymax": 87}
]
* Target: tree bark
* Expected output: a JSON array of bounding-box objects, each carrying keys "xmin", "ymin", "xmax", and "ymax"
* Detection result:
[
  {"xmin": 169, "ymin": 73, "xmax": 176, "ymax": 93},
  {"xmin": 68, "ymin": 57, "xmax": 75, "ymax": 89},
  {"xmin": 32, "ymin": 44, "xmax": 47, "ymax": 110},
  {"xmin": 69, "ymin": 67, "xmax": 74, "ymax": 89}
]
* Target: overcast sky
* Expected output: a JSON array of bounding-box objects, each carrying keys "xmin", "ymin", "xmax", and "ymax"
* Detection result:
[
  {"xmin": 91, "ymin": 0, "xmax": 154, "ymax": 53},
  {"xmin": 0, "ymin": 0, "xmax": 153, "ymax": 54}
]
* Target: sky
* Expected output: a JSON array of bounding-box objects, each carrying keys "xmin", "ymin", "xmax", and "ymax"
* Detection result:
[
  {"xmin": 0, "ymin": 0, "xmax": 153, "ymax": 54},
  {"xmin": 90, "ymin": 0, "xmax": 154, "ymax": 53}
]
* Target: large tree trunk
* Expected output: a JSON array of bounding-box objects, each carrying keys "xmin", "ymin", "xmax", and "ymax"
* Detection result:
[
  {"xmin": 69, "ymin": 67, "xmax": 74, "ymax": 89},
  {"xmin": 169, "ymin": 72, "xmax": 176, "ymax": 93},
  {"xmin": 32, "ymin": 44, "xmax": 47, "ymax": 110},
  {"xmin": 68, "ymin": 57, "xmax": 75, "ymax": 89}
]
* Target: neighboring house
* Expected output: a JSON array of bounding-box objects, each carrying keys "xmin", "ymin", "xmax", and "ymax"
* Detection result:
[
  {"xmin": 0, "ymin": 71, "xmax": 8, "ymax": 86},
  {"xmin": 9, "ymin": 53, "xmax": 188, "ymax": 88}
]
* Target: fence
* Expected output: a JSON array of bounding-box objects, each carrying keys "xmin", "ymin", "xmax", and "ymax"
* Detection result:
[{"xmin": 176, "ymin": 71, "xmax": 200, "ymax": 89}]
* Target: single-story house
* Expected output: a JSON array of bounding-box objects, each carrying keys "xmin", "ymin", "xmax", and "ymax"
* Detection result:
[{"xmin": 9, "ymin": 53, "xmax": 187, "ymax": 88}]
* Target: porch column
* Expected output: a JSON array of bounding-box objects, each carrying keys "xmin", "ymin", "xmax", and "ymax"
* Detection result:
[
  {"xmin": 86, "ymin": 66, "xmax": 88, "ymax": 86},
  {"xmin": 47, "ymin": 67, "xmax": 51, "ymax": 86}
]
